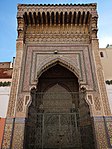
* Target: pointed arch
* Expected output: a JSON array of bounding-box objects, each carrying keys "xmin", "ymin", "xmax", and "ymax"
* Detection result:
[{"xmin": 37, "ymin": 57, "xmax": 79, "ymax": 79}]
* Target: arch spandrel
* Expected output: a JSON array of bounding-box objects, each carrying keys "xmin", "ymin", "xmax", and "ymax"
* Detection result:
[{"xmin": 36, "ymin": 57, "xmax": 80, "ymax": 80}]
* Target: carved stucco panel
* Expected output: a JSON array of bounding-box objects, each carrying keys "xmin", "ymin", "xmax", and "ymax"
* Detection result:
[
  {"xmin": 21, "ymin": 45, "xmax": 96, "ymax": 93},
  {"xmin": 22, "ymin": 46, "xmax": 32, "ymax": 92},
  {"xmin": 12, "ymin": 122, "xmax": 25, "ymax": 149},
  {"xmin": 7, "ymin": 41, "xmax": 24, "ymax": 117},
  {"xmin": 33, "ymin": 54, "xmax": 80, "ymax": 79},
  {"xmin": 16, "ymin": 94, "xmax": 24, "ymax": 112},
  {"xmin": 94, "ymin": 118, "xmax": 108, "ymax": 148},
  {"xmin": 25, "ymin": 25, "xmax": 90, "ymax": 44},
  {"xmin": 83, "ymin": 47, "xmax": 94, "ymax": 90},
  {"xmin": 91, "ymin": 39, "xmax": 111, "ymax": 115},
  {"xmin": 22, "ymin": 46, "xmax": 88, "ymax": 92},
  {"xmin": 2, "ymin": 123, "xmax": 13, "ymax": 149}
]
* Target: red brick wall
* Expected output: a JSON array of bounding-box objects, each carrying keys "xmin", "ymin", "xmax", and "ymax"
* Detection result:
[{"xmin": 0, "ymin": 118, "xmax": 5, "ymax": 148}]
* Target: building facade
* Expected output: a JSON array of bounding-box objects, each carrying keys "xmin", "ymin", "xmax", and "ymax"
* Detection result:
[
  {"xmin": 1, "ymin": 3, "xmax": 112, "ymax": 149},
  {"xmin": 99, "ymin": 45, "xmax": 112, "ymax": 113},
  {"xmin": 0, "ymin": 62, "xmax": 13, "ymax": 148}
]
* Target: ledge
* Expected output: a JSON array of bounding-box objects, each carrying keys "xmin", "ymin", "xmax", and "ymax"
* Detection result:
[{"xmin": 18, "ymin": 3, "xmax": 97, "ymax": 6}]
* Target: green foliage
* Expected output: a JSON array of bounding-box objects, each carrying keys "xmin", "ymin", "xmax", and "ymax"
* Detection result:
[
  {"xmin": 105, "ymin": 80, "xmax": 112, "ymax": 85},
  {"xmin": 0, "ymin": 81, "xmax": 11, "ymax": 87},
  {"xmin": 110, "ymin": 80, "xmax": 112, "ymax": 84}
]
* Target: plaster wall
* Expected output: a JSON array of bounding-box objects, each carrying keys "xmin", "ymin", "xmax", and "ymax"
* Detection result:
[
  {"xmin": 0, "ymin": 87, "xmax": 10, "ymax": 118},
  {"xmin": 99, "ymin": 48, "xmax": 112, "ymax": 80}
]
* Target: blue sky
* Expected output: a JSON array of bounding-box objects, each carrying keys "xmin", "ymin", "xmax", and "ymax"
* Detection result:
[{"xmin": 0, "ymin": 0, "xmax": 112, "ymax": 62}]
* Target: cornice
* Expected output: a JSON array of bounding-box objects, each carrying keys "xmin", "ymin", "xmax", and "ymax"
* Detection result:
[
  {"xmin": 17, "ymin": 3, "xmax": 98, "ymax": 40},
  {"xmin": 18, "ymin": 3, "xmax": 97, "ymax": 6},
  {"xmin": 17, "ymin": 3, "xmax": 97, "ymax": 18}
]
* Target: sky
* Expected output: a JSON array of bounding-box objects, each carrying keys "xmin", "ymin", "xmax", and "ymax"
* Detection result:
[{"xmin": 0, "ymin": 0, "xmax": 112, "ymax": 62}]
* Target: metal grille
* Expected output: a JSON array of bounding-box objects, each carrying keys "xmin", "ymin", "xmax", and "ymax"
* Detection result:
[
  {"xmin": 25, "ymin": 91, "xmax": 95, "ymax": 149},
  {"xmin": 27, "ymin": 112, "xmax": 81, "ymax": 149}
]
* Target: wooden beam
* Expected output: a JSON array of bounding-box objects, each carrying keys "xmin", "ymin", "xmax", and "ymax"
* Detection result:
[
  {"xmin": 56, "ymin": 12, "xmax": 58, "ymax": 25},
  {"xmin": 69, "ymin": 12, "xmax": 72, "ymax": 24},
  {"xmin": 81, "ymin": 11, "xmax": 85, "ymax": 25},
  {"xmin": 85, "ymin": 11, "xmax": 90, "ymax": 24},
  {"xmin": 29, "ymin": 12, "xmax": 33, "ymax": 25},
  {"xmin": 42, "ymin": 12, "xmax": 46, "ymax": 25},
  {"xmin": 64, "ymin": 12, "xmax": 67, "ymax": 24},
  {"xmin": 38, "ymin": 12, "xmax": 41, "ymax": 25},
  {"xmin": 60, "ymin": 12, "xmax": 63, "ymax": 25},
  {"xmin": 24, "ymin": 12, "xmax": 29, "ymax": 25},
  {"xmin": 73, "ymin": 12, "xmax": 76, "ymax": 24},
  {"xmin": 77, "ymin": 11, "xmax": 81, "ymax": 25},
  {"xmin": 51, "ymin": 12, "xmax": 54, "ymax": 25},
  {"xmin": 33, "ymin": 12, "xmax": 37, "ymax": 25},
  {"xmin": 47, "ymin": 12, "xmax": 50, "ymax": 25}
]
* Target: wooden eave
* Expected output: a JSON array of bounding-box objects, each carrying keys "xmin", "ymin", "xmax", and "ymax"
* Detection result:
[
  {"xmin": 17, "ymin": 3, "xmax": 98, "ymax": 27},
  {"xmin": 23, "ymin": 11, "xmax": 91, "ymax": 26}
]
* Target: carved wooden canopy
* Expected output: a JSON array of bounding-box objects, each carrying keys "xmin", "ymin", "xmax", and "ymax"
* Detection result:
[
  {"xmin": 17, "ymin": 4, "xmax": 98, "ymax": 40},
  {"xmin": 17, "ymin": 3, "xmax": 97, "ymax": 25}
]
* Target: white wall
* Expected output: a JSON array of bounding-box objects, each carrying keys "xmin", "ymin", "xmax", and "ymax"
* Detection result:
[
  {"xmin": 106, "ymin": 85, "xmax": 112, "ymax": 114},
  {"xmin": 0, "ymin": 79, "xmax": 11, "ymax": 82},
  {"xmin": 0, "ymin": 87, "xmax": 10, "ymax": 118}
]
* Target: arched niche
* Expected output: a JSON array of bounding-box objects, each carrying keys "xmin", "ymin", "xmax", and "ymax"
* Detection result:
[{"xmin": 24, "ymin": 63, "xmax": 95, "ymax": 149}]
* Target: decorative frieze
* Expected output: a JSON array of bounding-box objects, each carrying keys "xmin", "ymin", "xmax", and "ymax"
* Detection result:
[{"xmin": 25, "ymin": 25, "xmax": 90, "ymax": 43}]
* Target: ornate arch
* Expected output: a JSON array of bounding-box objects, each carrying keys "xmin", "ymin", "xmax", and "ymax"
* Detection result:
[{"xmin": 36, "ymin": 57, "xmax": 80, "ymax": 79}]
